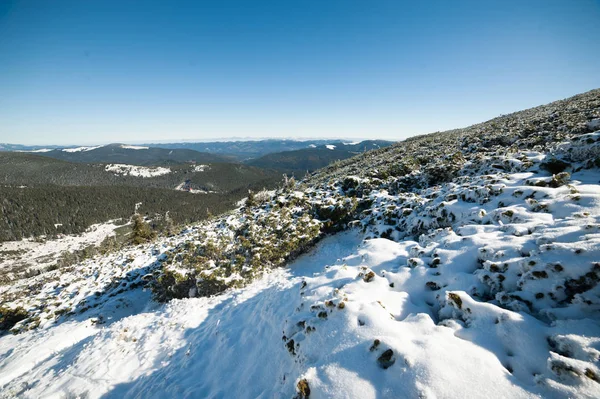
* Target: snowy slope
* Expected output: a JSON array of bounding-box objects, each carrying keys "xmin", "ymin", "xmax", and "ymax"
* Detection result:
[
  {"xmin": 0, "ymin": 221, "xmax": 121, "ymax": 277},
  {"xmin": 1, "ymin": 226, "xmax": 598, "ymax": 398},
  {"xmin": 2, "ymin": 161, "xmax": 600, "ymax": 397}
]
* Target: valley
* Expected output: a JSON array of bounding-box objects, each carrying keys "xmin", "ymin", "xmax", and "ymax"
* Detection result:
[{"xmin": 0, "ymin": 139, "xmax": 391, "ymax": 243}]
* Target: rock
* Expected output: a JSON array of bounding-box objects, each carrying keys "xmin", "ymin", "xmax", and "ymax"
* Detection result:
[
  {"xmin": 286, "ymin": 339, "xmax": 296, "ymax": 356},
  {"xmin": 540, "ymin": 158, "xmax": 570, "ymax": 174},
  {"xmin": 426, "ymin": 281, "xmax": 441, "ymax": 291},
  {"xmin": 377, "ymin": 349, "xmax": 395, "ymax": 369},
  {"xmin": 370, "ymin": 339, "xmax": 381, "ymax": 352}
]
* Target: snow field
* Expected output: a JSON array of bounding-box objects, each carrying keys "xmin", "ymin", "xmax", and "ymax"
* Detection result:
[
  {"xmin": 105, "ymin": 164, "xmax": 171, "ymax": 177},
  {"xmin": 0, "ymin": 221, "xmax": 122, "ymax": 279}
]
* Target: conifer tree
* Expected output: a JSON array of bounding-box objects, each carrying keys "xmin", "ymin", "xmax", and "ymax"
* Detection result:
[{"xmin": 130, "ymin": 213, "xmax": 156, "ymax": 245}]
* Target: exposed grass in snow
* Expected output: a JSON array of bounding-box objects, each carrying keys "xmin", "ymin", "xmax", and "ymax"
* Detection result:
[{"xmin": 0, "ymin": 221, "xmax": 125, "ymax": 283}]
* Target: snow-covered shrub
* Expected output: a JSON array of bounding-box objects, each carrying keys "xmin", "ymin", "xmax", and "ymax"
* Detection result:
[
  {"xmin": 151, "ymin": 191, "xmax": 323, "ymax": 301},
  {"xmin": 0, "ymin": 306, "xmax": 28, "ymax": 332}
]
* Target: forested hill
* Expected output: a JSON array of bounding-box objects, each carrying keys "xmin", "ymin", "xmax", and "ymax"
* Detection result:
[
  {"xmin": 0, "ymin": 185, "xmax": 242, "ymax": 242},
  {"xmin": 0, "ymin": 152, "xmax": 278, "ymax": 192},
  {"xmin": 21, "ymin": 143, "xmax": 234, "ymax": 165},
  {"xmin": 0, "ymin": 153, "xmax": 281, "ymax": 241}
]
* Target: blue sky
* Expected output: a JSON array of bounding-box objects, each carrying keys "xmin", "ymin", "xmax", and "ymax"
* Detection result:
[{"xmin": 1, "ymin": 0, "xmax": 599, "ymax": 145}]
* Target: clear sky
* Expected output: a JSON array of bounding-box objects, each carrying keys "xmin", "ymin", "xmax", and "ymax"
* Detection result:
[{"xmin": 1, "ymin": 0, "xmax": 599, "ymax": 145}]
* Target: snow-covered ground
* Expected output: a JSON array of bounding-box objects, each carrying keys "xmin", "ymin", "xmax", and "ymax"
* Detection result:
[
  {"xmin": 174, "ymin": 181, "xmax": 215, "ymax": 194},
  {"xmin": 326, "ymin": 144, "xmax": 336, "ymax": 150},
  {"xmin": 2, "ymin": 227, "xmax": 598, "ymax": 398},
  {"xmin": 0, "ymin": 221, "xmax": 122, "ymax": 280},
  {"xmin": 1, "ymin": 160, "xmax": 600, "ymax": 397},
  {"xmin": 105, "ymin": 164, "xmax": 171, "ymax": 177}
]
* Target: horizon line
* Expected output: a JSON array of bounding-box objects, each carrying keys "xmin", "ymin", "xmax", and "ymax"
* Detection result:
[{"xmin": 1, "ymin": 136, "xmax": 396, "ymax": 148}]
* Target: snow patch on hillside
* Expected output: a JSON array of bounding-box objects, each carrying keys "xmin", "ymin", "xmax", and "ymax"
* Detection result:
[
  {"xmin": 105, "ymin": 164, "xmax": 171, "ymax": 177},
  {"xmin": 62, "ymin": 146, "xmax": 103, "ymax": 153},
  {"xmin": 120, "ymin": 145, "xmax": 149, "ymax": 150},
  {"xmin": 0, "ymin": 221, "xmax": 121, "ymax": 278},
  {"xmin": 174, "ymin": 181, "xmax": 215, "ymax": 194},
  {"xmin": 192, "ymin": 164, "xmax": 209, "ymax": 172},
  {"xmin": 15, "ymin": 149, "xmax": 53, "ymax": 153},
  {"xmin": 326, "ymin": 144, "xmax": 336, "ymax": 150}
]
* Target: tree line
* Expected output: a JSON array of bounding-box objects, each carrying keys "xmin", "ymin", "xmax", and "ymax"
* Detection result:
[{"xmin": 0, "ymin": 185, "xmax": 251, "ymax": 241}]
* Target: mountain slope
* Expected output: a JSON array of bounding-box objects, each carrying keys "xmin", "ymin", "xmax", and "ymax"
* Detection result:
[
  {"xmin": 310, "ymin": 89, "xmax": 600, "ymax": 184},
  {"xmin": 246, "ymin": 140, "xmax": 393, "ymax": 174},
  {"xmin": 1, "ymin": 233, "xmax": 558, "ymax": 398},
  {"xmin": 1, "ymin": 89, "xmax": 599, "ymax": 398}
]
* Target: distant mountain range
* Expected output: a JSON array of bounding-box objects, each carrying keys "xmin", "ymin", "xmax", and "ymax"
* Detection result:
[
  {"xmin": 1, "ymin": 139, "xmax": 396, "ymax": 172},
  {"xmin": 139, "ymin": 139, "xmax": 360, "ymax": 160}
]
